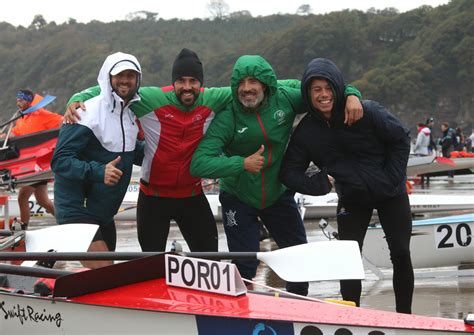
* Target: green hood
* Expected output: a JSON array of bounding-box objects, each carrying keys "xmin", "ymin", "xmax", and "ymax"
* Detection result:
[{"xmin": 230, "ymin": 55, "xmax": 278, "ymax": 107}]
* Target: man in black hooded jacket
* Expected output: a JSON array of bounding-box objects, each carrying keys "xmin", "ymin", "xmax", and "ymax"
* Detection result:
[{"xmin": 280, "ymin": 58, "xmax": 413, "ymax": 314}]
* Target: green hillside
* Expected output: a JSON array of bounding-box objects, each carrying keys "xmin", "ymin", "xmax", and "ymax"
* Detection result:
[{"xmin": 0, "ymin": 0, "xmax": 472, "ymax": 137}]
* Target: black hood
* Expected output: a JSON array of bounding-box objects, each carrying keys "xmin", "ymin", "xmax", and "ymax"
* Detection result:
[{"xmin": 301, "ymin": 58, "xmax": 346, "ymax": 123}]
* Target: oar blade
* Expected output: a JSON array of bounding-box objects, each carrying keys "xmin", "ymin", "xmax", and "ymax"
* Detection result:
[
  {"xmin": 22, "ymin": 95, "xmax": 56, "ymax": 114},
  {"xmin": 257, "ymin": 240, "xmax": 365, "ymax": 282},
  {"xmin": 22, "ymin": 224, "xmax": 98, "ymax": 267}
]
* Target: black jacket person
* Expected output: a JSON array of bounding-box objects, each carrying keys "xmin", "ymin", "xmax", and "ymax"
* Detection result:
[{"xmin": 280, "ymin": 58, "xmax": 414, "ymax": 314}]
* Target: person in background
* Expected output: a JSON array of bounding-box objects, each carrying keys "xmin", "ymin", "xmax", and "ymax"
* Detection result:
[
  {"xmin": 1, "ymin": 89, "xmax": 63, "ymax": 227},
  {"xmin": 190, "ymin": 55, "xmax": 363, "ymax": 296},
  {"xmin": 280, "ymin": 58, "xmax": 413, "ymax": 313},
  {"xmin": 455, "ymin": 127, "xmax": 465, "ymax": 151},
  {"xmin": 52, "ymin": 52, "xmax": 144, "ymax": 268},
  {"xmin": 425, "ymin": 117, "xmax": 436, "ymax": 154},
  {"xmin": 413, "ymin": 118, "xmax": 434, "ymax": 184},
  {"xmin": 468, "ymin": 128, "xmax": 474, "ymax": 152},
  {"xmin": 413, "ymin": 120, "xmax": 432, "ymax": 156},
  {"xmin": 439, "ymin": 122, "xmax": 457, "ymax": 178}
]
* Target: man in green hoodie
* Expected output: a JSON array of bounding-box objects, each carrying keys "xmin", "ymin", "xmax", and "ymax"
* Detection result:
[{"xmin": 190, "ymin": 55, "xmax": 362, "ymax": 295}]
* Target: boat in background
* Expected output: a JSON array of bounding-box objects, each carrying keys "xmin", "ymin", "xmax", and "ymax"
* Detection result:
[
  {"xmin": 363, "ymin": 213, "xmax": 474, "ymax": 269},
  {"xmin": 407, "ymin": 154, "xmax": 474, "ymax": 177},
  {"xmin": 4, "ymin": 189, "xmax": 474, "ymax": 222},
  {"xmin": 0, "ymin": 128, "xmax": 59, "ymax": 189},
  {"xmin": 300, "ymin": 193, "xmax": 474, "ymax": 219}
]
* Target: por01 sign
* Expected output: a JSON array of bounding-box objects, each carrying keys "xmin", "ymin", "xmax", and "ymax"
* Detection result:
[{"xmin": 165, "ymin": 254, "xmax": 247, "ymax": 296}]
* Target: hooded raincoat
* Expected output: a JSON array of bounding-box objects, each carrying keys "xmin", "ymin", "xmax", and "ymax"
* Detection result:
[
  {"xmin": 52, "ymin": 52, "xmax": 144, "ymax": 225},
  {"xmin": 280, "ymin": 58, "xmax": 410, "ymax": 205},
  {"xmin": 190, "ymin": 55, "xmax": 303, "ymax": 209}
]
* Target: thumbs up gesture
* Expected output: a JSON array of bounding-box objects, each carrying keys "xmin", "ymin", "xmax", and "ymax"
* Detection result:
[
  {"xmin": 104, "ymin": 156, "xmax": 123, "ymax": 186},
  {"xmin": 244, "ymin": 145, "xmax": 265, "ymax": 173}
]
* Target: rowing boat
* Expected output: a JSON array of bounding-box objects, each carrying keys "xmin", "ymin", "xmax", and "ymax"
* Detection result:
[
  {"xmin": 300, "ymin": 193, "xmax": 474, "ymax": 219},
  {"xmin": 0, "ymin": 128, "xmax": 58, "ymax": 188},
  {"xmin": 0, "ymin": 223, "xmax": 472, "ymax": 334},
  {"xmin": 407, "ymin": 155, "xmax": 474, "ymax": 176},
  {"xmin": 363, "ymin": 213, "xmax": 474, "ymax": 268},
  {"xmin": 0, "ymin": 252, "xmax": 472, "ymax": 334}
]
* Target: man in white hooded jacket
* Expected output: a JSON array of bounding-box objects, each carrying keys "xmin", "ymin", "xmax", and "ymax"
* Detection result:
[{"xmin": 52, "ymin": 52, "xmax": 144, "ymax": 268}]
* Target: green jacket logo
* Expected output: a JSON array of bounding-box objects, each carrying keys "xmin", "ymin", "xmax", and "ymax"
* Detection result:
[{"xmin": 274, "ymin": 110, "xmax": 286, "ymax": 125}]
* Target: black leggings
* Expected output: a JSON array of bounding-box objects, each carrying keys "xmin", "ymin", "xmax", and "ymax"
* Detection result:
[
  {"xmin": 136, "ymin": 191, "xmax": 218, "ymax": 252},
  {"xmin": 337, "ymin": 192, "xmax": 414, "ymax": 313}
]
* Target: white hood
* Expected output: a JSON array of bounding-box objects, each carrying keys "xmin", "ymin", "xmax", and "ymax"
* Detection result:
[
  {"xmin": 77, "ymin": 52, "xmax": 141, "ymax": 153},
  {"xmin": 97, "ymin": 52, "xmax": 142, "ymax": 108}
]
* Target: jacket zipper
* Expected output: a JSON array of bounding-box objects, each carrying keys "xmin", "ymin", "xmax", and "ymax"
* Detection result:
[
  {"xmin": 177, "ymin": 110, "xmax": 187, "ymax": 189},
  {"xmin": 120, "ymin": 102, "xmax": 126, "ymax": 152},
  {"xmin": 256, "ymin": 112, "xmax": 272, "ymax": 209}
]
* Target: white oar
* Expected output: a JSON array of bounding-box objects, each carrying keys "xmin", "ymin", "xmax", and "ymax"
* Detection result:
[
  {"xmin": 0, "ymin": 241, "xmax": 364, "ymax": 281},
  {"xmin": 256, "ymin": 240, "xmax": 364, "ymax": 281},
  {"xmin": 191, "ymin": 241, "xmax": 365, "ymax": 281},
  {"xmin": 21, "ymin": 223, "xmax": 98, "ymax": 267}
]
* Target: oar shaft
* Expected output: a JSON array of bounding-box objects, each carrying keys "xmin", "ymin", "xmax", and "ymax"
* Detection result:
[
  {"xmin": 0, "ymin": 251, "xmax": 258, "ymax": 261},
  {"xmin": 0, "ymin": 264, "xmax": 71, "ymax": 278},
  {"xmin": 185, "ymin": 252, "xmax": 258, "ymax": 260}
]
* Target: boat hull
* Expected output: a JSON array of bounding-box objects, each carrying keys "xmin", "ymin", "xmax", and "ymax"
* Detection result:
[
  {"xmin": 302, "ymin": 193, "xmax": 474, "ymax": 219},
  {"xmin": 0, "ymin": 292, "xmax": 198, "ymax": 334},
  {"xmin": 407, "ymin": 155, "xmax": 474, "ymax": 176},
  {"xmin": 363, "ymin": 214, "xmax": 474, "ymax": 268},
  {"xmin": 0, "ymin": 279, "xmax": 472, "ymax": 334},
  {"xmin": 0, "ymin": 129, "xmax": 59, "ymax": 186}
]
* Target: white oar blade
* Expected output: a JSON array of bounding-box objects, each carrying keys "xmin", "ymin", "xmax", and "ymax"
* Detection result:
[
  {"xmin": 22, "ymin": 224, "xmax": 98, "ymax": 267},
  {"xmin": 257, "ymin": 240, "xmax": 365, "ymax": 282}
]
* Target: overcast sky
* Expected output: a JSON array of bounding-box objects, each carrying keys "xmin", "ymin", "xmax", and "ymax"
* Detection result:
[{"xmin": 0, "ymin": 0, "xmax": 450, "ymax": 27}]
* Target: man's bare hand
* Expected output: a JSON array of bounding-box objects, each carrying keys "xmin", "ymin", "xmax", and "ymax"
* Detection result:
[
  {"xmin": 64, "ymin": 102, "xmax": 86, "ymax": 124},
  {"xmin": 244, "ymin": 145, "xmax": 265, "ymax": 173},
  {"xmin": 344, "ymin": 95, "xmax": 363, "ymax": 126},
  {"xmin": 328, "ymin": 174, "xmax": 335, "ymax": 187},
  {"xmin": 104, "ymin": 156, "xmax": 123, "ymax": 186}
]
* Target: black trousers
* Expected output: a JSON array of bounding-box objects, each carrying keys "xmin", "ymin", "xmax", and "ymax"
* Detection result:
[
  {"xmin": 136, "ymin": 191, "xmax": 218, "ymax": 252},
  {"xmin": 337, "ymin": 192, "xmax": 414, "ymax": 313},
  {"xmin": 220, "ymin": 190, "xmax": 309, "ymax": 296}
]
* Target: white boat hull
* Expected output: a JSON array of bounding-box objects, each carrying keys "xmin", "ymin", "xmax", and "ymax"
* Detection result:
[
  {"xmin": 363, "ymin": 215, "xmax": 474, "ymax": 268},
  {"xmin": 302, "ymin": 193, "xmax": 474, "ymax": 219},
  {"xmin": 407, "ymin": 156, "xmax": 474, "ymax": 176},
  {"xmin": 0, "ymin": 293, "xmax": 198, "ymax": 334}
]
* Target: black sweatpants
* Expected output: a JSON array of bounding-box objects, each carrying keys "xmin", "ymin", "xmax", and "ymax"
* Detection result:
[
  {"xmin": 136, "ymin": 191, "xmax": 218, "ymax": 252},
  {"xmin": 337, "ymin": 192, "xmax": 414, "ymax": 313}
]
